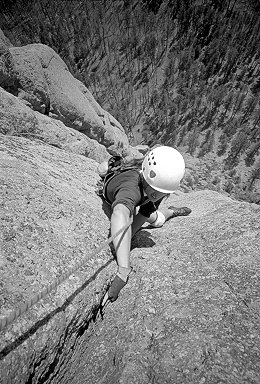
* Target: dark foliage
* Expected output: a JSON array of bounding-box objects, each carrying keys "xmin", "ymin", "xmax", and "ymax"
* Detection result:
[{"xmin": 142, "ymin": 0, "xmax": 163, "ymax": 13}]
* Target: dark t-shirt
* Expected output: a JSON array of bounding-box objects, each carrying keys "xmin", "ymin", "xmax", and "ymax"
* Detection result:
[{"xmin": 105, "ymin": 169, "xmax": 162, "ymax": 217}]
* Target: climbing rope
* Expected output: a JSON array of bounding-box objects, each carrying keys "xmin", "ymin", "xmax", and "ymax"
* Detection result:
[{"xmin": 0, "ymin": 218, "xmax": 133, "ymax": 332}]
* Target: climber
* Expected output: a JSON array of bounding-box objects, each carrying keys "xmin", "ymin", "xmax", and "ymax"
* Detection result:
[{"xmin": 100, "ymin": 146, "xmax": 191, "ymax": 308}]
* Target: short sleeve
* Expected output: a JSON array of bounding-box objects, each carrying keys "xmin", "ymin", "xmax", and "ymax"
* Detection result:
[
  {"xmin": 112, "ymin": 186, "xmax": 141, "ymax": 215},
  {"xmin": 106, "ymin": 170, "xmax": 143, "ymax": 215}
]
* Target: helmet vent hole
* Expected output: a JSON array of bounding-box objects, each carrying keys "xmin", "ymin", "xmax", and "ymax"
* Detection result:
[
  {"xmin": 150, "ymin": 170, "xmax": 156, "ymax": 178},
  {"xmin": 153, "ymin": 161, "xmax": 156, "ymax": 165},
  {"xmin": 149, "ymin": 162, "xmax": 151, "ymax": 165}
]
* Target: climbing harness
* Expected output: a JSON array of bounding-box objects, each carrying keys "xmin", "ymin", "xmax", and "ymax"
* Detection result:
[{"xmin": 0, "ymin": 218, "xmax": 133, "ymax": 332}]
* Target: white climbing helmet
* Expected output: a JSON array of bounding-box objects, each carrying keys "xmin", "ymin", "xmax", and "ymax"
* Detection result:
[{"xmin": 141, "ymin": 146, "xmax": 185, "ymax": 193}]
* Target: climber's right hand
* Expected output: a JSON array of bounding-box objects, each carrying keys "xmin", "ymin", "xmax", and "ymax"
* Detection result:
[
  {"xmin": 101, "ymin": 275, "xmax": 127, "ymax": 314},
  {"xmin": 107, "ymin": 275, "xmax": 127, "ymax": 302}
]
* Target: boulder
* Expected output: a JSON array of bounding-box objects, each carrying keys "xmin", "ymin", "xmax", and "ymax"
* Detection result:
[
  {"xmin": 0, "ymin": 87, "xmax": 109, "ymax": 163},
  {"xmin": 0, "ymin": 35, "xmax": 130, "ymax": 154}
]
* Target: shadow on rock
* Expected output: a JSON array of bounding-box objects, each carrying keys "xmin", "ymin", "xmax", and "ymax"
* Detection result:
[
  {"xmin": 101, "ymin": 198, "xmax": 112, "ymax": 221},
  {"xmin": 131, "ymin": 230, "xmax": 156, "ymax": 250},
  {"xmin": 0, "ymin": 258, "xmax": 113, "ymax": 361}
]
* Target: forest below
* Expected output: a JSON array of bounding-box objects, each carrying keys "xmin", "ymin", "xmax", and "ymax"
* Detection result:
[{"xmin": 1, "ymin": 0, "xmax": 260, "ymax": 203}]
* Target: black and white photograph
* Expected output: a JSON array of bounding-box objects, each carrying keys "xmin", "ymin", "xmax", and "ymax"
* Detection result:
[{"xmin": 0, "ymin": 1, "xmax": 259, "ymax": 383}]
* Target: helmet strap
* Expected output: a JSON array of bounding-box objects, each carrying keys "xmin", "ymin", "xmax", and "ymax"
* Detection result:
[{"xmin": 140, "ymin": 172, "xmax": 149, "ymax": 190}]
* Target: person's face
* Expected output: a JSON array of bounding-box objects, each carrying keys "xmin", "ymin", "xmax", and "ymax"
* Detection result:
[{"xmin": 144, "ymin": 183, "xmax": 168, "ymax": 202}]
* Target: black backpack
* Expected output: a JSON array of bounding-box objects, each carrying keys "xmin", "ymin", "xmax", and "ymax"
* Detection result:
[{"xmin": 96, "ymin": 155, "xmax": 142, "ymax": 201}]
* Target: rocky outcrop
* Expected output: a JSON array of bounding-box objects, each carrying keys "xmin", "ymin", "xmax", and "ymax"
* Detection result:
[
  {"xmin": 0, "ymin": 87, "xmax": 110, "ymax": 163},
  {"xmin": 0, "ymin": 30, "xmax": 142, "ymax": 158},
  {"xmin": 0, "ymin": 25, "xmax": 147, "ymax": 164},
  {"xmin": 0, "ymin": 29, "xmax": 12, "ymax": 51},
  {"xmin": 1, "ymin": 134, "xmax": 260, "ymax": 383}
]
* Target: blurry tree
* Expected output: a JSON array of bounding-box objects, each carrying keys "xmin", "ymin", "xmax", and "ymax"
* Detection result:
[
  {"xmin": 248, "ymin": 158, "xmax": 260, "ymax": 190},
  {"xmin": 245, "ymin": 142, "xmax": 260, "ymax": 166},
  {"xmin": 225, "ymin": 129, "xmax": 249, "ymax": 168}
]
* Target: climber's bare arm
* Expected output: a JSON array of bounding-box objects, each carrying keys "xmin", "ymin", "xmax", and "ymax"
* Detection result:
[
  {"xmin": 101, "ymin": 203, "xmax": 133, "ymax": 305},
  {"xmin": 111, "ymin": 204, "xmax": 132, "ymax": 269},
  {"xmin": 111, "ymin": 205, "xmax": 158, "ymax": 262}
]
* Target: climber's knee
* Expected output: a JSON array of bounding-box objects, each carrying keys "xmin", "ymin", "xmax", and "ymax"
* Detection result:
[{"xmin": 150, "ymin": 211, "xmax": 166, "ymax": 228}]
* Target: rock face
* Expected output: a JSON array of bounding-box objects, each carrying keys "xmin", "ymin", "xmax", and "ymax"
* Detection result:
[
  {"xmin": 0, "ymin": 28, "xmax": 260, "ymax": 384},
  {"xmin": 0, "ymin": 134, "xmax": 113, "ymax": 383},
  {"xmin": 0, "ymin": 29, "xmax": 142, "ymax": 158},
  {"xmin": 59, "ymin": 191, "xmax": 260, "ymax": 384},
  {"xmin": 0, "ymin": 87, "xmax": 110, "ymax": 163},
  {"xmin": 1, "ymin": 134, "xmax": 260, "ymax": 383}
]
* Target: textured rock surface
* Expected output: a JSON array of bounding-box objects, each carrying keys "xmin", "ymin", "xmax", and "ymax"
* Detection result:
[
  {"xmin": 1, "ymin": 135, "xmax": 259, "ymax": 384},
  {"xmin": 0, "ymin": 134, "xmax": 113, "ymax": 383},
  {"xmin": 62, "ymin": 192, "xmax": 260, "ymax": 384},
  {"xmin": 0, "ymin": 27, "xmax": 145, "ymax": 164},
  {"xmin": 0, "ymin": 38, "xmax": 130, "ymax": 154},
  {"xmin": 0, "ymin": 87, "xmax": 110, "ymax": 163},
  {"xmin": 0, "ymin": 27, "xmax": 259, "ymax": 384}
]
